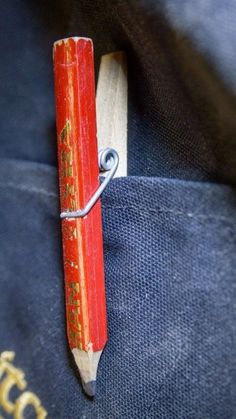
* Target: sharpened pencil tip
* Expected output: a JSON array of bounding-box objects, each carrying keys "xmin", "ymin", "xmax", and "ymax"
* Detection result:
[
  {"xmin": 72, "ymin": 347, "xmax": 102, "ymax": 396},
  {"xmin": 82, "ymin": 380, "xmax": 96, "ymax": 397}
]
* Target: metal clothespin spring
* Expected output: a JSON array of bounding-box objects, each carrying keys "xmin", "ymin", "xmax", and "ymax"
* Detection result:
[{"xmin": 60, "ymin": 148, "xmax": 119, "ymax": 219}]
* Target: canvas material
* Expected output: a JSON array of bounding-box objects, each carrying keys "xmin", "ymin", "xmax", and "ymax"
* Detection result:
[
  {"xmin": 0, "ymin": 159, "xmax": 235, "ymax": 418},
  {"xmin": 0, "ymin": 0, "xmax": 236, "ymax": 418}
]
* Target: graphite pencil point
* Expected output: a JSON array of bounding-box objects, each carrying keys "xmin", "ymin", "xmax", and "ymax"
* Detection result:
[
  {"xmin": 82, "ymin": 380, "xmax": 96, "ymax": 397},
  {"xmin": 72, "ymin": 347, "xmax": 102, "ymax": 396}
]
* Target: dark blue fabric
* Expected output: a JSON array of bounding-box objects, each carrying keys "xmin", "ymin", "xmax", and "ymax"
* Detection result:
[
  {"xmin": 0, "ymin": 159, "xmax": 236, "ymax": 418},
  {"xmin": 1, "ymin": 0, "xmax": 236, "ymax": 182},
  {"xmin": 0, "ymin": 1, "xmax": 236, "ymax": 418}
]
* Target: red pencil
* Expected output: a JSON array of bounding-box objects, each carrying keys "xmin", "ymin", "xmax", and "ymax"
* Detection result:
[{"xmin": 53, "ymin": 37, "xmax": 107, "ymax": 396}]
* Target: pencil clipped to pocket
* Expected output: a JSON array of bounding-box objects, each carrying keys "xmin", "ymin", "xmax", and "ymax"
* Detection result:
[{"xmin": 53, "ymin": 37, "xmax": 123, "ymax": 397}]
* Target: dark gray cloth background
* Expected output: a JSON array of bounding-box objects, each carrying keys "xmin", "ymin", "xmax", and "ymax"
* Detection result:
[{"xmin": 0, "ymin": 1, "xmax": 236, "ymax": 418}]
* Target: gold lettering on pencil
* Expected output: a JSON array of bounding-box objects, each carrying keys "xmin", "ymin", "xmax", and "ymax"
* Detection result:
[
  {"xmin": 68, "ymin": 329, "xmax": 82, "ymax": 343},
  {"xmin": 69, "ymin": 306, "xmax": 80, "ymax": 316},
  {"xmin": 68, "ymin": 307, "xmax": 81, "ymax": 324},
  {"xmin": 0, "ymin": 352, "xmax": 47, "ymax": 418},
  {"xmin": 59, "ymin": 121, "xmax": 74, "ymax": 179},
  {"xmin": 73, "ymin": 306, "xmax": 80, "ymax": 315},
  {"xmin": 67, "ymin": 282, "xmax": 80, "ymax": 305},
  {"xmin": 70, "ymin": 282, "xmax": 80, "ymax": 292},
  {"xmin": 60, "ymin": 120, "xmax": 71, "ymax": 145},
  {"xmin": 68, "ymin": 197, "xmax": 76, "ymax": 211},
  {"xmin": 63, "ymin": 183, "xmax": 75, "ymax": 198},
  {"xmin": 65, "ymin": 259, "xmax": 79, "ymax": 270},
  {"xmin": 62, "ymin": 165, "xmax": 73, "ymax": 178},
  {"xmin": 63, "ymin": 225, "xmax": 77, "ymax": 240},
  {"xmin": 67, "ymin": 294, "xmax": 80, "ymax": 306},
  {"xmin": 61, "ymin": 150, "xmax": 72, "ymax": 165}
]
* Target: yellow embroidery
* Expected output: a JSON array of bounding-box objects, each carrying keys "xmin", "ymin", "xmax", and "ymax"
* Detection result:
[
  {"xmin": 0, "ymin": 352, "xmax": 47, "ymax": 418},
  {"xmin": 14, "ymin": 392, "xmax": 46, "ymax": 419}
]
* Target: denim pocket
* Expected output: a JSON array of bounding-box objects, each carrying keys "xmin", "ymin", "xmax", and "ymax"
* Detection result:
[
  {"xmin": 101, "ymin": 177, "xmax": 236, "ymax": 419},
  {"xmin": 0, "ymin": 159, "xmax": 235, "ymax": 418}
]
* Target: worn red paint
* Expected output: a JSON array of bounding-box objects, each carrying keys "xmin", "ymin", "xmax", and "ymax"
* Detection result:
[{"xmin": 53, "ymin": 37, "xmax": 107, "ymax": 352}]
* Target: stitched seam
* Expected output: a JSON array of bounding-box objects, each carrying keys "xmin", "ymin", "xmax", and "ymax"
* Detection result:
[
  {"xmin": 103, "ymin": 205, "xmax": 236, "ymax": 223},
  {"xmin": 0, "ymin": 183, "xmax": 234, "ymax": 223}
]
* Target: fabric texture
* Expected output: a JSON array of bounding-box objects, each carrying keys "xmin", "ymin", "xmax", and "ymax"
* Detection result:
[
  {"xmin": 0, "ymin": 159, "xmax": 236, "ymax": 418},
  {"xmin": 0, "ymin": 1, "xmax": 236, "ymax": 418}
]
